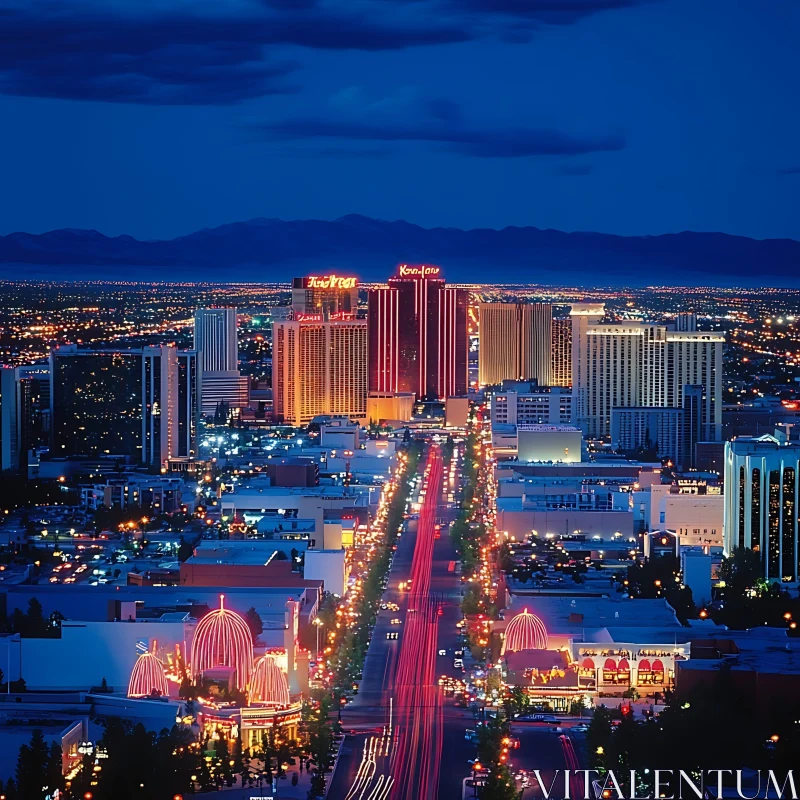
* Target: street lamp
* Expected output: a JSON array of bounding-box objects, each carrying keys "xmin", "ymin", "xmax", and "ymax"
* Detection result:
[{"xmin": 472, "ymin": 762, "xmax": 483, "ymax": 798}]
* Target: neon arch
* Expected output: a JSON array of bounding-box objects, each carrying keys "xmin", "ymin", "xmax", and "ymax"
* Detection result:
[
  {"xmin": 502, "ymin": 608, "xmax": 548, "ymax": 653},
  {"xmin": 190, "ymin": 595, "xmax": 254, "ymax": 691},
  {"xmin": 250, "ymin": 655, "xmax": 291, "ymax": 707},
  {"xmin": 128, "ymin": 642, "xmax": 169, "ymax": 698}
]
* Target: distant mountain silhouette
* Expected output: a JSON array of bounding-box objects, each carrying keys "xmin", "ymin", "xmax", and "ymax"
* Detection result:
[{"xmin": 1, "ymin": 214, "xmax": 798, "ymax": 285}]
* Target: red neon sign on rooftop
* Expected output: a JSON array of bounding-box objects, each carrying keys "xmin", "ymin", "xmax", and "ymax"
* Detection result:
[
  {"xmin": 396, "ymin": 264, "xmax": 442, "ymax": 279},
  {"xmin": 306, "ymin": 275, "xmax": 357, "ymax": 289}
]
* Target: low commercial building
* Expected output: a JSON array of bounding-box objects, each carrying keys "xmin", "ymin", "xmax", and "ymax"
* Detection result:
[
  {"xmin": 491, "ymin": 384, "xmax": 573, "ymax": 427},
  {"xmin": 303, "ymin": 549, "xmax": 348, "ymax": 596},
  {"xmin": 517, "ymin": 424, "xmax": 583, "ymax": 463},
  {"xmin": 179, "ymin": 543, "xmax": 325, "ymax": 591},
  {"xmin": 497, "ymin": 488, "xmax": 633, "ymax": 540},
  {"xmin": 676, "ymin": 630, "xmax": 800, "ymax": 721},
  {"xmin": 496, "ymin": 599, "xmax": 696, "ymax": 710},
  {"xmin": 367, "ymin": 392, "xmax": 415, "ymax": 424},
  {"xmin": 445, "ymin": 396, "xmax": 470, "ymax": 428}
]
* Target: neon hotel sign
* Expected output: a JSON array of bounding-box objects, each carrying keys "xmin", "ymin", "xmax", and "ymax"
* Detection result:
[
  {"xmin": 397, "ymin": 264, "xmax": 441, "ymax": 278},
  {"xmin": 306, "ymin": 275, "xmax": 357, "ymax": 289}
]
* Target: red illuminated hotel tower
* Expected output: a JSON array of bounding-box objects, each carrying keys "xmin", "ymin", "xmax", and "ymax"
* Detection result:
[{"xmin": 368, "ymin": 265, "xmax": 468, "ymax": 400}]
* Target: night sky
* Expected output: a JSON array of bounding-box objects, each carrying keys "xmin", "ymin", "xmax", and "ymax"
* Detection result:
[{"xmin": 1, "ymin": 0, "xmax": 798, "ymax": 241}]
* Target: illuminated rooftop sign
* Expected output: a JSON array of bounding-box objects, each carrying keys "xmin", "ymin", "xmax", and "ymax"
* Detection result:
[
  {"xmin": 306, "ymin": 275, "xmax": 357, "ymax": 289},
  {"xmin": 397, "ymin": 264, "xmax": 441, "ymax": 279}
]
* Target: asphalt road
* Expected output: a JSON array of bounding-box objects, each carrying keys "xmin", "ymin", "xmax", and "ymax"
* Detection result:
[{"xmin": 328, "ymin": 446, "xmax": 581, "ymax": 799}]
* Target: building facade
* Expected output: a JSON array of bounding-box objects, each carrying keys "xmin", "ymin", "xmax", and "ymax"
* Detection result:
[
  {"xmin": 478, "ymin": 302, "xmax": 552, "ymax": 387},
  {"xmin": 610, "ymin": 406, "xmax": 684, "ymax": 463},
  {"xmin": 551, "ymin": 317, "xmax": 572, "ymax": 388},
  {"xmin": 1, "ymin": 364, "xmax": 50, "ymax": 472},
  {"xmin": 368, "ymin": 266, "xmax": 468, "ymax": 400},
  {"xmin": 491, "ymin": 384, "xmax": 573, "ymax": 426},
  {"xmin": 49, "ymin": 345, "xmax": 197, "ymax": 465},
  {"xmin": 273, "ymin": 319, "xmax": 368, "ymax": 425},
  {"xmin": 723, "ymin": 435, "xmax": 799, "ymax": 586},
  {"xmin": 193, "ymin": 307, "xmax": 248, "ymax": 418},
  {"xmin": 571, "ymin": 303, "xmax": 723, "ymax": 440},
  {"xmin": 194, "ymin": 307, "xmax": 238, "ymax": 372}
]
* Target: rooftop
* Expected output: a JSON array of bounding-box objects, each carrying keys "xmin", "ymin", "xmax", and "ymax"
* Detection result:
[{"xmin": 504, "ymin": 595, "xmax": 682, "ymax": 635}]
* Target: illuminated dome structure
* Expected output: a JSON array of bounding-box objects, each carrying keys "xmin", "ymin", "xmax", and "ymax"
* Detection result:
[
  {"xmin": 250, "ymin": 655, "xmax": 291, "ymax": 707},
  {"xmin": 191, "ymin": 595, "xmax": 254, "ymax": 691},
  {"xmin": 128, "ymin": 643, "xmax": 169, "ymax": 698},
  {"xmin": 502, "ymin": 608, "xmax": 548, "ymax": 654}
]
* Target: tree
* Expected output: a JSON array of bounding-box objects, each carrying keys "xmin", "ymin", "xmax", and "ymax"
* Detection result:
[
  {"xmin": 45, "ymin": 740, "xmax": 64, "ymax": 798},
  {"xmin": 482, "ymin": 764, "xmax": 520, "ymax": 800},
  {"xmin": 245, "ymin": 607, "xmax": 263, "ymax": 640},
  {"xmin": 177, "ymin": 535, "xmax": 194, "ymax": 562},
  {"xmin": 10, "ymin": 597, "xmax": 58, "ymax": 638},
  {"xmin": 718, "ymin": 547, "xmax": 763, "ymax": 601},
  {"xmin": 16, "ymin": 728, "xmax": 50, "ymax": 798}
]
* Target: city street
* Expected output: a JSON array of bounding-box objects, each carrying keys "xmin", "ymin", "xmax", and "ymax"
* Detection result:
[{"xmin": 328, "ymin": 440, "xmax": 586, "ymax": 799}]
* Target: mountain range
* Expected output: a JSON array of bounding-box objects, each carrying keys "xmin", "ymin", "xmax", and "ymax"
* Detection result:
[{"xmin": 1, "ymin": 214, "xmax": 798, "ymax": 286}]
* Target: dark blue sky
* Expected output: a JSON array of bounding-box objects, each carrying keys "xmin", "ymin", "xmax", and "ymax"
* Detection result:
[{"xmin": 1, "ymin": 0, "xmax": 798, "ymax": 240}]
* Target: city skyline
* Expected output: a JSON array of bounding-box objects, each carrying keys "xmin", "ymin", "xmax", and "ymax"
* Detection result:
[{"xmin": 0, "ymin": 278, "xmax": 799, "ymax": 800}]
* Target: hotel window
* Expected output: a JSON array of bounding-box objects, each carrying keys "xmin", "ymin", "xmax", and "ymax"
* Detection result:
[
  {"xmin": 750, "ymin": 468, "xmax": 761, "ymax": 551},
  {"xmin": 781, "ymin": 467, "xmax": 795, "ymax": 582},
  {"xmin": 738, "ymin": 466, "xmax": 746, "ymax": 549},
  {"xmin": 768, "ymin": 470, "xmax": 781, "ymax": 579}
]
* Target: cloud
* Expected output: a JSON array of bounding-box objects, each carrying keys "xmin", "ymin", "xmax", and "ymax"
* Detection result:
[
  {"xmin": 256, "ymin": 114, "xmax": 624, "ymax": 158},
  {"xmin": 776, "ymin": 166, "xmax": 800, "ymax": 176},
  {"xmin": 0, "ymin": 3, "xmax": 471, "ymax": 105},
  {"xmin": 553, "ymin": 163, "xmax": 593, "ymax": 175},
  {"xmin": 444, "ymin": 0, "xmax": 646, "ymax": 25}
]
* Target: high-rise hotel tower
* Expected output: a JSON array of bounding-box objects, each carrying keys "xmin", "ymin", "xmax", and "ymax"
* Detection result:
[
  {"xmin": 478, "ymin": 302, "xmax": 552, "ymax": 387},
  {"xmin": 273, "ymin": 318, "xmax": 368, "ymax": 425},
  {"xmin": 368, "ymin": 265, "xmax": 468, "ymax": 400},
  {"xmin": 571, "ymin": 302, "xmax": 723, "ymax": 440},
  {"xmin": 193, "ymin": 307, "xmax": 249, "ymax": 417}
]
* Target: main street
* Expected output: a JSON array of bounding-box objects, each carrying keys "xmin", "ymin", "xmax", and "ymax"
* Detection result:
[
  {"xmin": 329, "ymin": 443, "xmax": 466, "ymax": 799},
  {"xmin": 327, "ymin": 439, "xmax": 581, "ymax": 799}
]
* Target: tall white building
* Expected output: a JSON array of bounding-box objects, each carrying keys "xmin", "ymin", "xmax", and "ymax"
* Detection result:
[
  {"xmin": 273, "ymin": 319, "xmax": 368, "ymax": 425},
  {"xmin": 571, "ymin": 303, "xmax": 723, "ymax": 440},
  {"xmin": 193, "ymin": 307, "xmax": 249, "ymax": 418},
  {"xmin": 193, "ymin": 307, "xmax": 238, "ymax": 372},
  {"xmin": 724, "ymin": 435, "xmax": 799, "ymax": 586},
  {"xmin": 478, "ymin": 303, "xmax": 551, "ymax": 387}
]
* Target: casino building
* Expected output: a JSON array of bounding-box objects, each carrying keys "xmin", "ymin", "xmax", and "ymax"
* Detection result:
[
  {"xmin": 127, "ymin": 595, "xmax": 303, "ymax": 746},
  {"xmin": 273, "ymin": 274, "xmax": 367, "ymax": 425},
  {"xmin": 367, "ymin": 265, "xmax": 469, "ymax": 400},
  {"xmin": 291, "ymin": 274, "xmax": 358, "ymax": 320}
]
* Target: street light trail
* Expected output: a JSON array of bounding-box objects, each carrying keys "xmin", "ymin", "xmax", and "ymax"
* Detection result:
[
  {"xmin": 390, "ymin": 447, "xmax": 445, "ymax": 800},
  {"xmin": 560, "ymin": 735, "xmax": 583, "ymax": 799}
]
